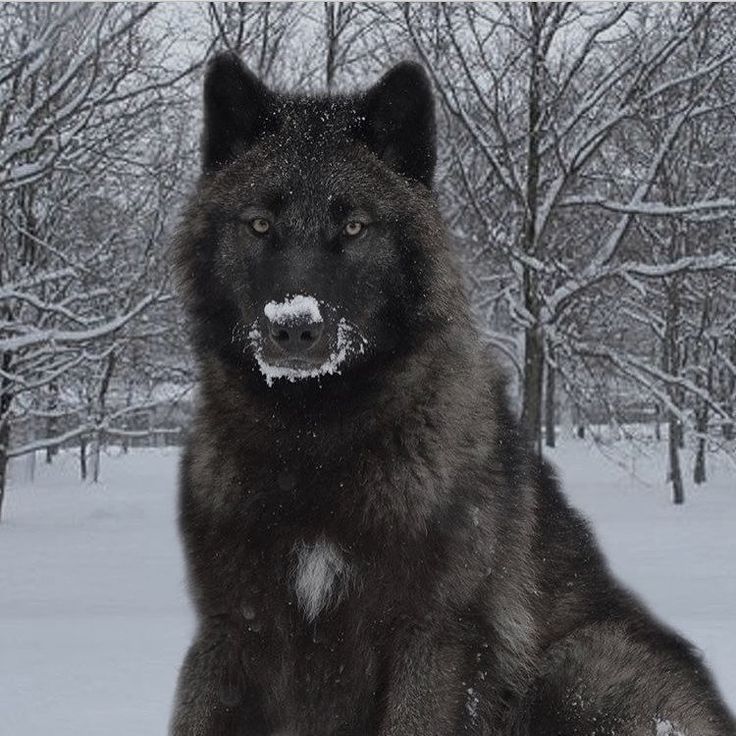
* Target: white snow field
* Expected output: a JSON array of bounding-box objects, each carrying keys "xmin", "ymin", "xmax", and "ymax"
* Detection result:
[{"xmin": 0, "ymin": 439, "xmax": 734, "ymax": 734}]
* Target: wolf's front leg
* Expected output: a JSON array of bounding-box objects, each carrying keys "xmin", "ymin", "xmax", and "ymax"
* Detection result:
[
  {"xmin": 170, "ymin": 625, "xmax": 267, "ymax": 736},
  {"xmin": 379, "ymin": 626, "xmax": 467, "ymax": 736}
]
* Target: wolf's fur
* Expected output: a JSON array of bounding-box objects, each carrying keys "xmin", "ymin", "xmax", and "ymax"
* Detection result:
[{"xmin": 170, "ymin": 54, "xmax": 735, "ymax": 736}]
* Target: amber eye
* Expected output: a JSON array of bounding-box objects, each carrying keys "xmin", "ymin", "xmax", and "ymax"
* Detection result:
[
  {"xmin": 250, "ymin": 217, "xmax": 271, "ymax": 235},
  {"xmin": 343, "ymin": 221, "xmax": 364, "ymax": 237}
]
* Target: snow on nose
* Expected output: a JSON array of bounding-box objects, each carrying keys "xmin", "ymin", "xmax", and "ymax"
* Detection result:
[{"xmin": 264, "ymin": 295, "xmax": 322, "ymax": 325}]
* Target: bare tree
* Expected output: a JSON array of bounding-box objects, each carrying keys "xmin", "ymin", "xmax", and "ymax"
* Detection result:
[
  {"xmin": 403, "ymin": 3, "xmax": 736, "ymax": 463},
  {"xmin": 0, "ymin": 3, "xmax": 200, "ymax": 514},
  {"xmin": 206, "ymin": 2, "xmax": 297, "ymax": 82}
]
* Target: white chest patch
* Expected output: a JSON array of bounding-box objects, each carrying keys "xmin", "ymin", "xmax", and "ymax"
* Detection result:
[
  {"xmin": 293, "ymin": 537, "xmax": 350, "ymax": 622},
  {"xmin": 655, "ymin": 719, "xmax": 686, "ymax": 736}
]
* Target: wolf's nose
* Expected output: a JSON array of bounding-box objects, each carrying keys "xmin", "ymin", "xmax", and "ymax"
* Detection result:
[{"xmin": 267, "ymin": 318, "xmax": 324, "ymax": 354}]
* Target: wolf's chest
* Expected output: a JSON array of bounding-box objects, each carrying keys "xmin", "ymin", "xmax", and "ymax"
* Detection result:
[
  {"xmin": 292, "ymin": 536, "xmax": 352, "ymax": 622},
  {"xmin": 233, "ymin": 529, "xmax": 356, "ymax": 628},
  {"xmin": 239, "ymin": 535, "xmax": 379, "ymax": 734}
]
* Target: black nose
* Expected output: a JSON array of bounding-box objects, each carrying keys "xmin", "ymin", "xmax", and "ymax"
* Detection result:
[{"xmin": 267, "ymin": 318, "xmax": 324, "ymax": 355}]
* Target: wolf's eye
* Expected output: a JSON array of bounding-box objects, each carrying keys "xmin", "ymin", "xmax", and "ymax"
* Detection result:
[
  {"xmin": 343, "ymin": 221, "xmax": 364, "ymax": 237},
  {"xmin": 250, "ymin": 218, "xmax": 271, "ymax": 235}
]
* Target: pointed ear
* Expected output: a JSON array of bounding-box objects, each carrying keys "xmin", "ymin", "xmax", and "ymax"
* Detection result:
[
  {"xmin": 361, "ymin": 62, "xmax": 436, "ymax": 187},
  {"xmin": 202, "ymin": 52, "xmax": 271, "ymax": 172}
]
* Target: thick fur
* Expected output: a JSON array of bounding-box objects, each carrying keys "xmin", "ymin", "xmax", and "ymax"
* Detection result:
[{"xmin": 171, "ymin": 54, "xmax": 735, "ymax": 736}]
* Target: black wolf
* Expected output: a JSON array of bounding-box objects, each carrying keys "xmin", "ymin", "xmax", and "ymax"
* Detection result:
[{"xmin": 171, "ymin": 54, "xmax": 735, "ymax": 736}]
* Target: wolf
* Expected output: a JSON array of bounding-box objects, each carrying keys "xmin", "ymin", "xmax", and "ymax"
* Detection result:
[{"xmin": 170, "ymin": 53, "xmax": 735, "ymax": 736}]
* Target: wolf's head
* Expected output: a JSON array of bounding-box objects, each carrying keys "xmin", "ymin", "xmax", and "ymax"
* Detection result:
[{"xmin": 175, "ymin": 53, "xmax": 466, "ymax": 394}]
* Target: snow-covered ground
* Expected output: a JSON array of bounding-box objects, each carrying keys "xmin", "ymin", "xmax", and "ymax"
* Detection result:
[{"xmin": 1, "ymin": 438, "xmax": 734, "ymax": 734}]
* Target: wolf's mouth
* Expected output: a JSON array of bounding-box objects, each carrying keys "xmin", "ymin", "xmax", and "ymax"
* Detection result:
[
  {"xmin": 265, "ymin": 356, "xmax": 328, "ymax": 371},
  {"xmin": 241, "ymin": 296, "xmax": 368, "ymax": 387},
  {"xmin": 248, "ymin": 319, "xmax": 366, "ymax": 387}
]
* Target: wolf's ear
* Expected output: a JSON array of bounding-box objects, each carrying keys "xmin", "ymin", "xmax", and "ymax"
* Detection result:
[
  {"xmin": 362, "ymin": 62, "xmax": 436, "ymax": 187},
  {"xmin": 202, "ymin": 53, "xmax": 271, "ymax": 172}
]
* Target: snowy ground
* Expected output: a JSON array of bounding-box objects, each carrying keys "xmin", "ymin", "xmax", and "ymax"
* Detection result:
[{"xmin": 1, "ymin": 438, "xmax": 734, "ymax": 734}]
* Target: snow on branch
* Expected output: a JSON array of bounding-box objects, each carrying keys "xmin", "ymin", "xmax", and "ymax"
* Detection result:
[
  {"xmin": 0, "ymin": 293, "xmax": 162, "ymax": 353},
  {"xmin": 557, "ymin": 197, "xmax": 736, "ymax": 218}
]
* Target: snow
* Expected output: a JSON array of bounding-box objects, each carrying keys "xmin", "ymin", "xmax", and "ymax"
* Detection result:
[
  {"xmin": 465, "ymin": 686, "xmax": 480, "ymax": 722},
  {"xmin": 263, "ymin": 294, "xmax": 322, "ymax": 325},
  {"xmin": 0, "ymin": 437, "xmax": 734, "ymax": 734},
  {"xmin": 655, "ymin": 719, "xmax": 685, "ymax": 736},
  {"xmin": 547, "ymin": 439, "xmax": 736, "ymax": 707},
  {"xmin": 249, "ymin": 318, "xmax": 367, "ymax": 387},
  {"xmin": 0, "ymin": 449, "xmax": 192, "ymax": 736}
]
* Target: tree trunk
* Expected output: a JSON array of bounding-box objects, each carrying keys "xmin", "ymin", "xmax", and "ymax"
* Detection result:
[
  {"xmin": 725, "ymin": 415, "xmax": 734, "ymax": 442},
  {"xmin": 0, "ymin": 420, "xmax": 9, "ymax": 522},
  {"xmin": 80, "ymin": 436, "xmax": 88, "ymax": 481},
  {"xmin": 725, "ymin": 340, "xmax": 736, "ymax": 440},
  {"xmin": 45, "ymin": 382, "xmax": 59, "ymax": 463},
  {"xmin": 521, "ymin": 327, "xmax": 544, "ymax": 453},
  {"xmin": 91, "ymin": 351, "xmax": 117, "ymax": 484},
  {"xmin": 519, "ymin": 6, "xmax": 544, "ymax": 454},
  {"xmin": 693, "ymin": 356, "xmax": 713, "ymax": 485},
  {"xmin": 662, "ymin": 252, "xmax": 684, "ymax": 503},
  {"xmin": 0, "ymin": 345, "xmax": 13, "ymax": 523},
  {"xmin": 693, "ymin": 435, "xmax": 706, "ymax": 485},
  {"xmin": 122, "ymin": 380, "xmax": 133, "ymax": 454},
  {"xmin": 324, "ymin": 3, "xmax": 337, "ymax": 92},
  {"xmin": 92, "ymin": 434, "xmax": 102, "ymax": 483},
  {"xmin": 544, "ymin": 348, "xmax": 556, "ymax": 448},
  {"xmin": 669, "ymin": 414, "xmax": 685, "ymax": 504}
]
